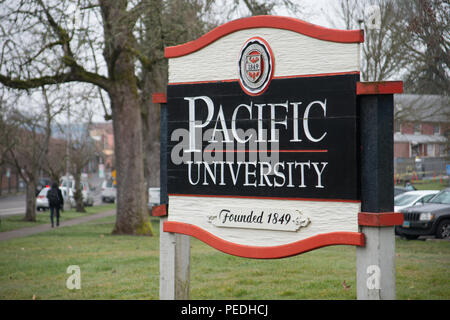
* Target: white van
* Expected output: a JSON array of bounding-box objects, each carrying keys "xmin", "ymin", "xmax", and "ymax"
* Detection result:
[
  {"xmin": 60, "ymin": 177, "xmax": 94, "ymax": 207},
  {"xmin": 101, "ymin": 179, "xmax": 116, "ymax": 203},
  {"xmin": 148, "ymin": 187, "xmax": 160, "ymax": 208}
]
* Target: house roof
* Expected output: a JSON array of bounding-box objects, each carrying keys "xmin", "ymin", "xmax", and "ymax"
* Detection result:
[
  {"xmin": 394, "ymin": 132, "xmax": 447, "ymax": 144},
  {"xmin": 394, "ymin": 94, "xmax": 450, "ymax": 123}
]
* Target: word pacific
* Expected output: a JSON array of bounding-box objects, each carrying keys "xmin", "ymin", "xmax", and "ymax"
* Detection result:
[{"xmin": 184, "ymin": 96, "xmax": 328, "ymax": 152}]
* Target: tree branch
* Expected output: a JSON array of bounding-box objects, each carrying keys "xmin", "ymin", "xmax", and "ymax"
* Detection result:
[
  {"xmin": 37, "ymin": 0, "xmax": 75, "ymax": 64},
  {"xmin": 0, "ymin": 71, "xmax": 110, "ymax": 92}
]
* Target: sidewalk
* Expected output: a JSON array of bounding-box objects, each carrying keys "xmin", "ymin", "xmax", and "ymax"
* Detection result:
[{"xmin": 0, "ymin": 209, "xmax": 116, "ymax": 241}]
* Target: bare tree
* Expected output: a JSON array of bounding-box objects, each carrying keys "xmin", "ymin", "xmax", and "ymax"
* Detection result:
[
  {"xmin": 331, "ymin": 0, "xmax": 449, "ymax": 93},
  {"xmin": 1, "ymin": 87, "xmax": 63, "ymax": 221},
  {"xmin": 331, "ymin": 0, "xmax": 409, "ymax": 82},
  {"xmin": 0, "ymin": 0, "xmax": 233, "ymax": 235},
  {"xmin": 241, "ymin": 0, "xmax": 274, "ymax": 15},
  {"xmin": 44, "ymin": 137, "xmax": 67, "ymax": 183},
  {"xmin": 68, "ymin": 119, "xmax": 97, "ymax": 213},
  {"xmin": 0, "ymin": 1, "xmax": 151, "ymax": 234},
  {"xmin": 217, "ymin": 0, "xmax": 303, "ymax": 20},
  {"xmin": 0, "ymin": 0, "xmax": 315, "ymax": 232},
  {"xmin": 3, "ymin": 115, "xmax": 42, "ymax": 221},
  {"xmin": 395, "ymin": 0, "xmax": 449, "ymax": 95},
  {"xmin": 0, "ymin": 94, "xmax": 19, "ymax": 196}
]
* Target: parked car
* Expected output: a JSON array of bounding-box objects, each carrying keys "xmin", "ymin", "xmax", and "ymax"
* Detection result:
[
  {"xmin": 394, "ymin": 184, "xmax": 416, "ymax": 196},
  {"xmin": 60, "ymin": 178, "xmax": 94, "ymax": 207},
  {"xmin": 35, "ymin": 177, "xmax": 51, "ymax": 196},
  {"xmin": 101, "ymin": 179, "xmax": 116, "ymax": 203},
  {"xmin": 36, "ymin": 187, "xmax": 70, "ymax": 211},
  {"xmin": 36, "ymin": 187, "xmax": 50, "ymax": 211},
  {"xmin": 394, "ymin": 190, "xmax": 439, "ymax": 212},
  {"xmin": 396, "ymin": 188, "xmax": 450, "ymax": 239}
]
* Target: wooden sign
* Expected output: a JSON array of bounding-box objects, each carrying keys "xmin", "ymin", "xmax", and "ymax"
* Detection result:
[{"xmin": 163, "ymin": 16, "xmax": 365, "ymax": 258}]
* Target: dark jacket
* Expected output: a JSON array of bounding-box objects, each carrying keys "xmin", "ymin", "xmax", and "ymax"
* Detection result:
[{"xmin": 47, "ymin": 183, "xmax": 64, "ymax": 208}]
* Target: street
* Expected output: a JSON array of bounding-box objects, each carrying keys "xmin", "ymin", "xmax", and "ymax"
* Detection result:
[{"xmin": 0, "ymin": 194, "xmax": 26, "ymax": 216}]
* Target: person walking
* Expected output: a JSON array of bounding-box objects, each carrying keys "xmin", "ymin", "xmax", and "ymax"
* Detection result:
[{"xmin": 47, "ymin": 182, "xmax": 64, "ymax": 228}]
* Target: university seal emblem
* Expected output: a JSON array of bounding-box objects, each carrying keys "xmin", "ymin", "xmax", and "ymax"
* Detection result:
[{"xmin": 238, "ymin": 37, "xmax": 274, "ymax": 96}]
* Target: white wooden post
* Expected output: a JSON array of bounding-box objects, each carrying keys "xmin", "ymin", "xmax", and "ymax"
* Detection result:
[
  {"xmin": 155, "ymin": 91, "xmax": 192, "ymax": 300},
  {"xmin": 159, "ymin": 216, "xmax": 190, "ymax": 300},
  {"xmin": 356, "ymin": 226, "xmax": 396, "ymax": 299}
]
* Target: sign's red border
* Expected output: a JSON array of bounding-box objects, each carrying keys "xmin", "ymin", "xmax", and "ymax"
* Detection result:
[
  {"xmin": 165, "ymin": 15, "xmax": 364, "ymax": 59},
  {"xmin": 164, "ymin": 221, "xmax": 365, "ymax": 259}
]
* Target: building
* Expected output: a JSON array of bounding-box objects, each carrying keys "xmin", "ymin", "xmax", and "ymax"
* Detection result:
[
  {"xmin": 0, "ymin": 166, "xmax": 23, "ymax": 195},
  {"xmin": 89, "ymin": 122, "xmax": 114, "ymax": 171},
  {"xmin": 393, "ymin": 94, "xmax": 449, "ymax": 178},
  {"xmin": 0, "ymin": 121, "xmax": 115, "ymax": 195}
]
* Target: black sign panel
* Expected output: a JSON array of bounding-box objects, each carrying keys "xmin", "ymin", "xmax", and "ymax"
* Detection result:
[{"xmin": 166, "ymin": 74, "xmax": 360, "ymax": 200}]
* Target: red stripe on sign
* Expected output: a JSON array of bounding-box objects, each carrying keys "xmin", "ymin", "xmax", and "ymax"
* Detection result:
[
  {"xmin": 358, "ymin": 212, "xmax": 403, "ymax": 227},
  {"xmin": 356, "ymin": 81, "xmax": 403, "ymax": 95},
  {"xmin": 168, "ymin": 71, "xmax": 360, "ymax": 86},
  {"xmin": 168, "ymin": 79, "xmax": 239, "ymax": 86},
  {"xmin": 168, "ymin": 193, "xmax": 361, "ymax": 204},
  {"xmin": 152, "ymin": 93, "xmax": 167, "ymax": 104},
  {"xmin": 274, "ymin": 71, "xmax": 360, "ymax": 80},
  {"xmin": 203, "ymin": 149, "xmax": 328, "ymax": 153},
  {"xmin": 151, "ymin": 204, "xmax": 167, "ymax": 217},
  {"xmin": 165, "ymin": 16, "xmax": 364, "ymax": 58},
  {"xmin": 163, "ymin": 221, "xmax": 365, "ymax": 259}
]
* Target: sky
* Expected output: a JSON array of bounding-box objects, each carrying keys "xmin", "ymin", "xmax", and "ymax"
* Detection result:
[
  {"xmin": 211, "ymin": 0, "xmax": 342, "ymax": 28},
  {"xmin": 276, "ymin": 0, "xmax": 341, "ymax": 28}
]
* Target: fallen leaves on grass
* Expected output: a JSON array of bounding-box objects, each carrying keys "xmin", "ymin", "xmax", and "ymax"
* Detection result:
[{"xmin": 342, "ymin": 280, "xmax": 351, "ymax": 290}]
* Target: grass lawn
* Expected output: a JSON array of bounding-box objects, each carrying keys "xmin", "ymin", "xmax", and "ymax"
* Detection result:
[
  {"xmin": 0, "ymin": 215, "xmax": 448, "ymax": 300},
  {"xmin": 0, "ymin": 204, "xmax": 116, "ymax": 232},
  {"xmin": 409, "ymin": 178, "xmax": 449, "ymax": 191}
]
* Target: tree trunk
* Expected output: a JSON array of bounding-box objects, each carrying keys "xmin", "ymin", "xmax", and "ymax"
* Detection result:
[
  {"xmin": 142, "ymin": 75, "xmax": 162, "ymax": 189},
  {"xmin": 0, "ymin": 168, "xmax": 3, "ymax": 196},
  {"xmin": 99, "ymin": 0, "xmax": 153, "ymax": 236},
  {"xmin": 24, "ymin": 180, "xmax": 37, "ymax": 221},
  {"xmin": 74, "ymin": 171, "xmax": 86, "ymax": 213},
  {"xmin": 110, "ymin": 84, "xmax": 154, "ymax": 236}
]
